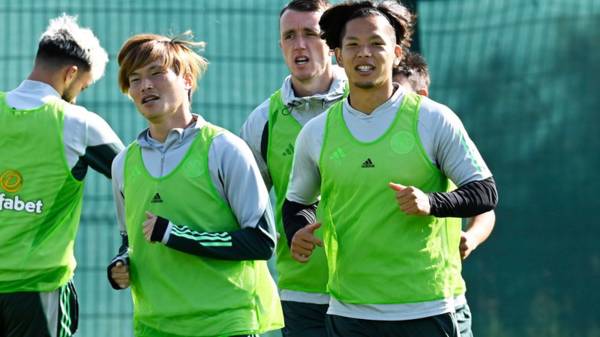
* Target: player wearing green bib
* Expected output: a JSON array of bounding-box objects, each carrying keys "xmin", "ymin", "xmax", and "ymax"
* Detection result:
[
  {"xmin": 282, "ymin": 2, "xmax": 498, "ymax": 336},
  {"xmin": 107, "ymin": 33, "xmax": 283, "ymax": 337},
  {"xmin": 240, "ymin": 1, "xmax": 347, "ymax": 336},
  {"xmin": 393, "ymin": 51, "xmax": 496, "ymax": 337},
  {"xmin": 0, "ymin": 15, "xmax": 121, "ymax": 337}
]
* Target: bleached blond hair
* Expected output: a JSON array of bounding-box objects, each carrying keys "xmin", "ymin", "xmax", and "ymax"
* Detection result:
[{"xmin": 38, "ymin": 14, "xmax": 108, "ymax": 82}]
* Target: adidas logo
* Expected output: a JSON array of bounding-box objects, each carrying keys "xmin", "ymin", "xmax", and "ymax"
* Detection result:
[
  {"xmin": 361, "ymin": 158, "xmax": 375, "ymax": 168},
  {"xmin": 330, "ymin": 148, "xmax": 346, "ymax": 161},
  {"xmin": 282, "ymin": 143, "xmax": 294, "ymax": 156},
  {"xmin": 151, "ymin": 193, "xmax": 163, "ymax": 203}
]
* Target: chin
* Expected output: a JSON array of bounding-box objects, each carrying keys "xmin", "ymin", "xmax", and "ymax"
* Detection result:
[
  {"xmin": 138, "ymin": 107, "xmax": 156, "ymax": 118},
  {"xmin": 354, "ymin": 81, "xmax": 376, "ymax": 89},
  {"xmin": 292, "ymin": 69, "xmax": 316, "ymax": 80},
  {"xmin": 61, "ymin": 94, "xmax": 75, "ymax": 103},
  {"xmin": 292, "ymin": 75, "xmax": 310, "ymax": 83}
]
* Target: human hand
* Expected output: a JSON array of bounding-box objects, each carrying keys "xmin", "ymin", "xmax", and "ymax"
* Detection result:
[
  {"xmin": 290, "ymin": 223, "xmax": 323, "ymax": 263},
  {"xmin": 460, "ymin": 231, "xmax": 478, "ymax": 260},
  {"xmin": 110, "ymin": 260, "xmax": 130, "ymax": 289},
  {"xmin": 143, "ymin": 211, "xmax": 157, "ymax": 242},
  {"xmin": 389, "ymin": 182, "xmax": 431, "ymax": 215}
]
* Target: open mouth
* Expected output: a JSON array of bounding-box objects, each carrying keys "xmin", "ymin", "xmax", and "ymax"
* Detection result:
[
  {"xmin": 295, "ymin": 56, "xmax": 309, "ymax": 65},
  {"xmin": 141, "ymin": 95, "xmax": 160, "ymax": 104},
  {"xmin": 356, "ymin": 64, "xmax": 375, "ymax": 73}
]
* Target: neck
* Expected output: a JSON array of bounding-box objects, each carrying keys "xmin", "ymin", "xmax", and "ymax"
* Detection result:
[
  {"xmin": 27, "ymin": 66, "xmax": 63, "ymax": 95},
  {"xmin": 347, "ymin": 81, "xmax": 395, "ymax": 115},
  {"xmin": 148, "ymin": 109, "xmax": 194, "ymax": 143},
  {"xmin": 290, "ymin": 67, "xmax": 334, "ymax": 97}
]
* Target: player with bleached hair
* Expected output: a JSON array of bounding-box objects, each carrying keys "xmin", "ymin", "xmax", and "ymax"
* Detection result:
[{"xmin": 0, "ymin": 14, "xmax": 123, "ymax": 336}]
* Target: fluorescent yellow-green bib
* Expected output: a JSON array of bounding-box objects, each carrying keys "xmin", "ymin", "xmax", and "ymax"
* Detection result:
[
  {"xmin": 0, "ymin": 92, "xmax": 83, "ymax": 292},
  {"xmin": 447, "ymin": 193, "xmax": 466, "ymax": 297},
  {"xmin": 267, "ymin": 90, "xmax": 328, "ymax": 294},
  {"xmin": 450, "ymin": 225, "xmax": 466, "ymax": 297},
  {"xmin": 318, "ymin": 93, "xmax": 456, "ymax": 304},
  {"xmin": 124, "ymin": 124, "xmax": 282, "ymax": 337}
]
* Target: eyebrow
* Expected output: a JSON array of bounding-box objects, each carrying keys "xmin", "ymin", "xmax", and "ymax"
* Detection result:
[
  {"xmin": 343, "ymin": 34, "xmax": 386, "ymax": 42},
  {"xmin": 281, "ymin": 27, "xmax": 319, "ymax": 36},
  {"xmin": 130, "ymin": 64, "xmax": 164, "ymax": 76}
]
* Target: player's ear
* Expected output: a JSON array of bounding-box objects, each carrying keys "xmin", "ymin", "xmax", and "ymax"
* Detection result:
[
  {"xmin": 183, "ymin": 72, "xmax": 193, "ymax": 91},
  {"xmin": 334, "ymin": 48, "xmax": 343, "ymax": 66},
  {"xmin": 63, "ymin": 65, "xmax": 79, "ymax": 87}
]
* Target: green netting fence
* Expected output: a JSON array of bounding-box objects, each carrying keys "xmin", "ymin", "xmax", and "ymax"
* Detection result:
[{"xmin": 1, "ymin": 1, "xmax": 598, "ymax": 336}]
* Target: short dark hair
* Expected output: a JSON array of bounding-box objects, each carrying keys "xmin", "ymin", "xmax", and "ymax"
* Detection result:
[
  {"xmin": 319, "ymin": 1, "xmax": 414, "ymax": 51},
  {"xmin": 393, "ymin": 51, "xmax": 430, "ymax": 92},
  {"xmin": 393, "ymin": 51, "xmax": 428, "ymax": 76},
  {"xmin": 280, "ymin": 0, "xmax": 330, "ymax": 17},
  {"xmin": 36, "ymin": 32, "xmax": 92, "ymax": 74}
]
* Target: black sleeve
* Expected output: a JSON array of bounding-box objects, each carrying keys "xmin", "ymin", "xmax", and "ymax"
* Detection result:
[
  {"xmin": 260, "ymin": 121, "xmax": 269, "ymax": 164},
  {"xmin": 281, "ymin": 199, "xmax": 318, "ymax": 248},
  {"xmin": 106, "ymin": 232, "xmax": 129, "ymax": 290},
  {"xmin": 428, "ymin": 176, "xmax": 498, "ymax": 217},
  {"xmin": 150, "ymin": 213, "xmax": 275, "ymax": 260},
  {"xmin": 72, "ymin": 143, "xmax": 122, "ymax": 180}
]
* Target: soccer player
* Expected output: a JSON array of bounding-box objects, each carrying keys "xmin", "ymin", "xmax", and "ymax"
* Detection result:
[
  {"xmin": 240, "ymin": 1, "xmax": 346, "ymax": 336},
  {"xmin": 107, "ymin": 32, "xmax": 283, "ymax": 337},
  {"xmin": 392, "ymin": 51, "xmax": 430, "ymax": 96},
  {"xmin": 0, "ymin": 14, "xmax": 122, "ymax": 336},
  {"xmin": 283, "ymin": 1, "xmax": 498, "ymax": 336},
  {"xmin": 394, "ymin": 51, "xmax": 497, "ymax": 337}
]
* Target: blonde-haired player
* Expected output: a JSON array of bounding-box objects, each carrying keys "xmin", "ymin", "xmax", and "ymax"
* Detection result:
[{"xmin": 107, "ymin": 32, "xmax": 283, "ymax": 337}]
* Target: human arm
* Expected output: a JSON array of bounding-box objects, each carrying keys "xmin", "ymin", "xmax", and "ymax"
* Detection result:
[
  {"xmin": 239, "ymin": 100, "xmax": 273, "ymax": 190},
  {"xmin": 389, "ymin": 177, "xmax": 497, "ymax": 217},
  {"xmin": 281, "ymin": 199, "xmax": 321, "ymax": 263},
  {"xmin": 67, "ymin": 107, "xmax": 125, "ymax": 180},
  {"xmin": 389, "ymin": 99, "xmax": 498, "ymax": 217},
  {"xmin": 143, "ymin": 132, "xmax": 277, "ymax": 260},
  {"xmin": 142, "ymin": 210, "xmax": 275, "ymax": 260},
  {"xmin": 107, "ymin": 232, "xmax": 130, "ymax": 289},
  {"xmin": 106, "ymin": 151, "xmax": 130, "ymax": 290},
  {"xmin": 461, "ymin": 210, "xmax": 495, "ymax": 260},
  {"xmin": 281, "ymin": 117, "xmax": 325, "ymax": 262}
]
